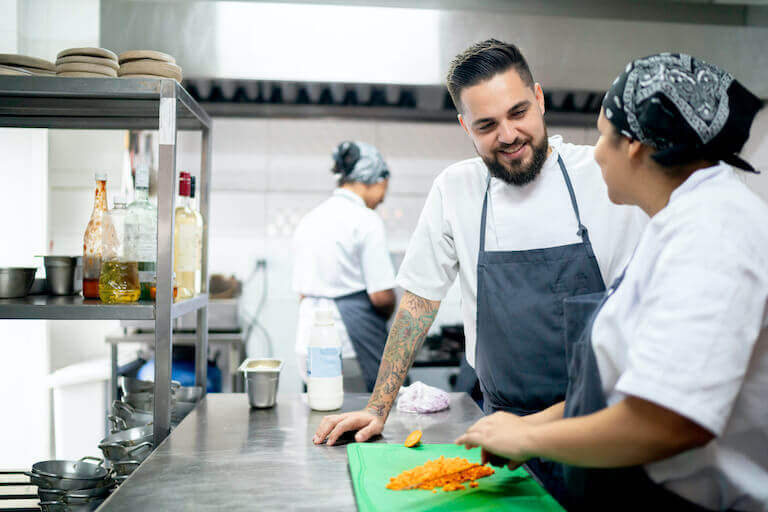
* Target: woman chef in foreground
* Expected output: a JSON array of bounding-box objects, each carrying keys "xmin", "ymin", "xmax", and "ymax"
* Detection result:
[
  {"xmin": 457, "ymin": 53, "xmax": 767, "ymax": 511},
  {"xmin": 293, "ymin": 141, "xmax": 397, "ymax": 393}
]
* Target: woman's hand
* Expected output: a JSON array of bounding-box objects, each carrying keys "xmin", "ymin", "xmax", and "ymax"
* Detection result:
[{"xmin": 455, "ymin": 411, "xmax": 537, "ymax": 467}]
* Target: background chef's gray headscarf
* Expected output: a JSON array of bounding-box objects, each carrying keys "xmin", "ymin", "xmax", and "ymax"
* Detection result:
[
  {"xmin": 603, "ymin": 53, "xmax": 763, "ymax": 172},
  {"xmin": 332, "ymin": 141, "xmax": 390, "ymax": 184}
]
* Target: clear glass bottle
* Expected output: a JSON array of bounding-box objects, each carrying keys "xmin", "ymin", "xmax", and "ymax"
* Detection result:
[
  {"xmin": 174, "ymin": 172, "xmax": 200, "ymax": 300},
  {"xmin": 126, "ymin": 160, "xmax": 157, "ymax": 300},
  {"xmin": 83, "ymin": 173, "xmax": 108, "ymax": 299},
  {"xmin": 99, "ymin": 196, "xmax": 141, "ymax": 304},
  {"xmin": 189, "ymin": 176, "xmax": 204, "ymax": 296}
]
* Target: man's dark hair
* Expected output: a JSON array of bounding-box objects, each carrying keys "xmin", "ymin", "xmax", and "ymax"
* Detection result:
[{"xmin": 447, "ymin": 39, "xmax": 534, "ymax": 112}]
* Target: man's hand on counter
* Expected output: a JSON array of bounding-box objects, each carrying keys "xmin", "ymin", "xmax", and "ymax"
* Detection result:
[
  {"xmin": 313, "ymin": 291, "xmax": 440, "ymax": 447},
  {"xmin": 313, "ymin": 410, "xmax": 385, "ymax": 445}
]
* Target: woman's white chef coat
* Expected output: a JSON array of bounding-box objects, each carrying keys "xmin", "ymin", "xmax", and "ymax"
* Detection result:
[
  {"xmin": 395, "ymin": 135, "xmax": 648, "ymax": 366},
  {"xmin": 292, "ymin": 188, "xmax": 396, "ymax": 360},
  {"xmin": 591, "ymin": 163, "xmax": 768, "ymax": 511}
]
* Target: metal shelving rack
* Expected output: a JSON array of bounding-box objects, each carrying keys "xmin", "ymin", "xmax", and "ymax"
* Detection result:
[{"xmin": 0, "ymin": 76, "xmax": 212, "ymax": 447}]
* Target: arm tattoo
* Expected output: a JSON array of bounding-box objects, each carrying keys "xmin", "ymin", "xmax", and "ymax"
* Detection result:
[{"xmin": 366, "ymin": 291, "xmax": 439, "ymax": 417}]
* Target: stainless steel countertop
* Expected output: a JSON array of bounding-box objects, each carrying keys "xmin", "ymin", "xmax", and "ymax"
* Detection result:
[{"xmin": 99, "ymin": 393, "xmax": 484, "ymax": 511}]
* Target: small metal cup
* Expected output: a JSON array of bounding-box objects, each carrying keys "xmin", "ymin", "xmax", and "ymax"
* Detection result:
[{"xmin": 239, "ymin": 359, "xmax": 284, "ymax": 408}]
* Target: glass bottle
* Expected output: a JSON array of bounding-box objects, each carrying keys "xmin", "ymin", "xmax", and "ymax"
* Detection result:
[
  {"xmin": 126, "ymin": 160, "xmax": 157, "ymax": 300},
  {"xmin": 189, "ymin": 176, "xmax": 204, "ymax": 296},
  {"xmin": 174, "ymin": 172, "xmax": 200, "ymax": 300},
  {"xmin": 83, "ymin": 173, "xmax": 108, "ymax": 299},
  {"xmin": 99, "ymin": 196, "xmax": 141, "ymax": 304}
]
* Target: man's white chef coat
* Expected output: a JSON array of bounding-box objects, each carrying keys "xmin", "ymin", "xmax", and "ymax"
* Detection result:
[{"xmin": 396, "ymin": 135, "xmax": 647, "ymax": 366}]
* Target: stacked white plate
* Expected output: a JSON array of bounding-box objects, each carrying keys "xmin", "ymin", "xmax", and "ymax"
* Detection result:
[
  {"xmin": 56, "ymin": 48, "xmax": 119, "ymax": 77},
  {"xmin": 118, "ymin": 50, "xmax": 182, "ymax": 82},
  {"xmin": 0, "ymin": 54, "xmax": 55, "ymax": 75}
]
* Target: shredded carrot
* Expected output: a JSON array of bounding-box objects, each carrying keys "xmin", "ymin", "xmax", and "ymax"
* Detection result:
[
  {"xmin": 385, "ymin": 456, "xmax": 495, "ymax": 491},
  {"xmin": 470, "ymin": 481, "xmax": 479, "ymax": 488}
]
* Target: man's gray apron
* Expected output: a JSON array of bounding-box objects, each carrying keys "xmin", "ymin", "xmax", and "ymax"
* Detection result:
[
  {"xmin": 335, "ymin": 291, "xmax": 389, "ymax": 392},
  {"xmin": 475, "ymin": 155, "xmax": 606, "ymax": 503},
  {"xmin": 561, "ymin": 272, "xmax": 716, "ymax": 511}
]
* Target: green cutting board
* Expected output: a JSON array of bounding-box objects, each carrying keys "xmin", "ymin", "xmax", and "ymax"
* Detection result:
[{"xmin": 347, "ymin": 443, "xmax": 565, "ymax": 512}]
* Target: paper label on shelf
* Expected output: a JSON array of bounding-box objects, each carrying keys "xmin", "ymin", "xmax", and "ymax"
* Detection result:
[
  {"xmin": 159, "ymin": 97, "xmax": 176, "ymax": 145},
  {"xmin": 307, "ymin": 347, "xmax": 342, "ymax": 378}
]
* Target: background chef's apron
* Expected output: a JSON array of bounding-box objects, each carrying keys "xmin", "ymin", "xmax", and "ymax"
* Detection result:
[
  {"xmin": 561, "ymin": 272, "xmax": 718, "ymax": 512},
  {"xmin": 335, "ymin": 291, "xmax": 389, "ymax": 392},
  {"xmin": 474, "ymin": 155, "xmax": 606, "ymax": 504}
]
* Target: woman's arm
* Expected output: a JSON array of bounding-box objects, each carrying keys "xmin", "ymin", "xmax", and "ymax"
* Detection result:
[{"xmin": 456, "ymin": 396, "xmax": 714, "ymax": 468}]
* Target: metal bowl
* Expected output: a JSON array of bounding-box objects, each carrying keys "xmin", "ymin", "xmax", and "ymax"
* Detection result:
[
  {"xmin": 175, "ymin": 385, "xmax": 203, "ymax": 402},
  {"xmin": 120, "ymin": 376, "xmax": 154, "ymax": 394},
  {"xmin": 26, "ymin": 457, "xmax": 110, "ymax": 491},
  {"xmin": 0, "ymin": 267, "xmax": 36, "ymax": 298},
  {"xmin": 120, "ymin": 377, "xmax": 181, "ymax": 395},
  {"xmin": 109, "ymin": 400, "xmax": 153, "ymax": 432},
  {"xmin": 111, "ymin": 460, "xmax": 141, "ymax": 476},
  {"xmin": 98, "ymin": 425, "xmax": 153, "ymax": 462}
]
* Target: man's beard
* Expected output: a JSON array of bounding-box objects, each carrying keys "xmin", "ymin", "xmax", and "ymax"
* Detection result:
[{"xmin": 480, "ymin": 132, "xmax": 549, "ymax": 186}]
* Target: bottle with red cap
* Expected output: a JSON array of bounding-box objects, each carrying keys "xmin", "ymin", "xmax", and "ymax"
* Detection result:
[{"xmin": 173, "ymin": 171, "xmax": 201, "ymax": 300}]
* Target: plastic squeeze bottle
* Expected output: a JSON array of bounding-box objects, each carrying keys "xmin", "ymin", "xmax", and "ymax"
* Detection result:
[{"xmin": 307, "ymin": 308, "xmax": 344, "ymax": 411}]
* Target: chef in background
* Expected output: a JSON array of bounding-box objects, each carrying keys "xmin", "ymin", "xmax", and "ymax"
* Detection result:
[{"xmin": 293, "ymin": 141, "xmax": 397, "ymax": 392}]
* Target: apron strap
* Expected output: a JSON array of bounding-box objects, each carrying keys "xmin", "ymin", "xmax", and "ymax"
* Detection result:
[
  {"xmin": 479, "ymin": 172, "xmax": 492, "ymax": 253},
  {"xmin": 556, "ymin": 154, "xmax": 587, "ymax": 239}
]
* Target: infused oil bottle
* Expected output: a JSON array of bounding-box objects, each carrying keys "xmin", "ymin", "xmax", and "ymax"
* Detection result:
[{"xmin": 83, "ymin": 173, "xmax": 108, "ymax": 299}]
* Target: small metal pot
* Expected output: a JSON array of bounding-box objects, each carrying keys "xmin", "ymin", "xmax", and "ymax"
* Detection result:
[
  {"xmin": 120, "ymin": 377, "xmax": 181, "ymax": 395},
  {"xmin": 0, "ymin": 267, "xmax": 36, "ymax": 298},
  {"xmin": 98, "ymin": 440, "xmax": 152, "ymax": 463},
  {"xmin": 111, "ymin": 460, "xmax": 141, "ymax": 476},
  {"xmin": 37, "ymin": 488, "xmax": 65, "ymax": 503},
  {"xmin": 109, "ymin": 400, "xmax": 153, "ymax": 432},
  {"xmin": 42, "ymin": 256, "xmax": 82, "ymax": 295},
  {"xmin": 39, "ymin": 501, "xmax": 67, "ymax": 512},
  {"xmin": 26, "ymin": 457, "xmax": 109, "ymax": 491},
  {"xmin": 239, "ymin": 359, "xmax": 284, "ymax": 408},
  {"xmin": 124, "ymin": 391, "xmax": 177, "ymax": 412},
  {"xmin": 64, "ymin": 493, "xmax": 108, "ymax": 512},
  {"xmin": 113, "ymin": 474, "xmax": 130, "ymax": 486},
  {"xmin": 98, "ymin": 425, "xmax": 153, "ymax": 462}
]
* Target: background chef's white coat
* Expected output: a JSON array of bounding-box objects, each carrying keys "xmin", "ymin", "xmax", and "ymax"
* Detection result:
[
  {"xmin": 591, "ymin": 164, "xmax": 768, "ymax": 510},
  {"xmin": 396, "ymin": 135, "xmax": 648, "ymax": 367},
  {"xmin": 292, "ymin": 188, "xmax": 396, "ymax": 363}
]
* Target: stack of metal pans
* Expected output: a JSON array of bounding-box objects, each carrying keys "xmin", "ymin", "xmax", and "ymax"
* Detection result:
[
  {"xmin": 98, "ymin": 424, "xmax": 153, "ymax": 465},
  {"xmin": 25, "ymin": 457, "xmax": 114, "ymax": 511},
  {"xmin": 120, "ymin": 376, "xmax": 180, "ymax": 412}
]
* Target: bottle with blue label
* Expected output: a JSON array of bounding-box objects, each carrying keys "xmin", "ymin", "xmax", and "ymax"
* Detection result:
[{"xmin": 307, "ymin": 308, "xmax": 344, "ymax": 411}]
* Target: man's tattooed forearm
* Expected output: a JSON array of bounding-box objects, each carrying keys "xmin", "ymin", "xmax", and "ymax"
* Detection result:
[{"xmin": 366, "ymin": 291, "xmax": 439, "ymax": 417}]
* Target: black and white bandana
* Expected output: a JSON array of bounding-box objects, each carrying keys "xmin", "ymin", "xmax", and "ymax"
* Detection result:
[
  {"xmin": 332, "ymin": 141, "xmax": 390, "ymax": 184},
  {"xmin": 603, "ymin": 53, "xmax": 763, "ymax": 172}
]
